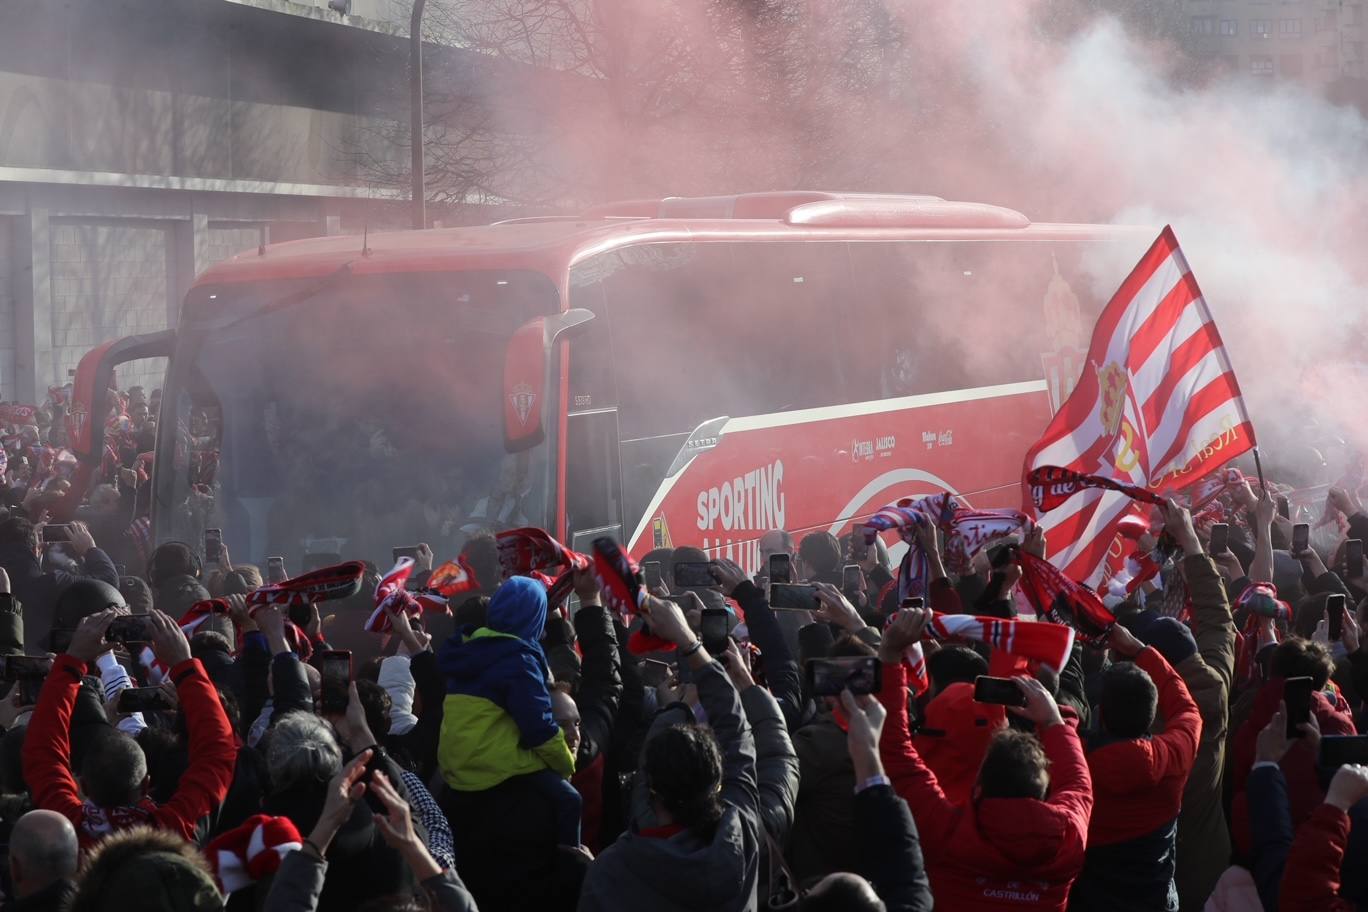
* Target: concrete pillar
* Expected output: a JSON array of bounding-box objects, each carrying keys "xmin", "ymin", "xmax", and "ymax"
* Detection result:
[
  {"xmin": 12, "ymin": 205, "xmax": 51, "ymax": 403},
  {"xmin": 170, "ymin": 210, "xmax": 209, "ymax": 328}
]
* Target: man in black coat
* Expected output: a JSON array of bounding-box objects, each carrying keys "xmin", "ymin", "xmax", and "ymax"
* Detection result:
[{"xmin": 0, "ymin": 517, "xmax": 117, "ymax": 652}]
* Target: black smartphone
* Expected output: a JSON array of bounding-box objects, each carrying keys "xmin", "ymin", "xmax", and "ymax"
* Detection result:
[
  {"xmin": 974, "ymin": 675, "xmax": 1028, "ymax": 707},
  {"xmin": 41, "ymin": 524, "xmax": 71, "ymax": 544},
  {"xmin": 797, "ymin": 622, "xmax": 836, "ymax": 662},
  {"xmin": 638, "ymin": 659, "xmax": 671, "ymax": 688},
  {"xmin": 700, "ymin": 608, "xmax": 730, "ymax": 655},
  {"xmin": 806, "ymin": 656, "xmax": 881, "ymax": 696},
  {"xmin": 899, "ymin": 596, "xmax": 925, "ymax": 611},
  {"xmin": 1319, "ymin": 735, "xmax": 1368, "ymax": 768},
  {"xmin": 320, "ymin": 650, "xmax": 352, "ymax": 715},
  {"xmin": 392, "ymin": 546, "xmax": 420, "ymax": 564},
  {"xmin": 643, "ymin": 561, "xmax": 663, "ymax": 590},
  {"xmin": 769, "ymin": 553, "xmax": 792, "ymax": 586},
  {"xmin": 842, "ymin": 564, "xmax": 863, "ymax": 598},
  {"xmin": 1284, "ymin": 675, "xmax": 1314, "ymax": 739},
  {"xmin": 1347, "ymin": 540, "xmax": 1364, "ymax": 579},
  {"xmin": 1277, "ymin": 496, "xmax": 1291, "ymax": 520},
  {"xmin": 1208, "ymin": 523, "xmax": 1230, "ymax": 556},
  {"xmin": 1291, "ymin": 523, "xmax": 1310, "ymax": 555},
  {"xmin": 106, "ymin": 615, "xmax": 155, "ymax": 644},
  {"xmin": 204, "ymin": 528, "xmax": 223, "ymax": 564},
  {"xmin": 267, "ymin": 556, "xmax": 287, "ymax": 583},
  {"xmin": 770, "ymin": 583, "xmax": 819, "ymax": 612},
  {"xmin": 1327, "ymin": 592, "xmax": 1346, "ymax": 642},
  {"xmin": 2, "ymin": 655, "xmax": 53, "ymax": 681},
  {"xmin": 117, "ymin": 686, "xmax": 177, "ymax": 713},
  {"xmin": 673, "ymin": 561, "xmax": 717, "ymax": 589}
]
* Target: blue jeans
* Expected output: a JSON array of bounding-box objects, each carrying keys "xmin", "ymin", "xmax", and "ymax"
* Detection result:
[{"xmin": 524, "ymin": 768, "xmax": 583, "ymax": 847}]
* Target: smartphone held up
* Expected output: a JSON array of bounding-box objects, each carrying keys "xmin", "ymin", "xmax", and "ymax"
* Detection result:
[
  {"xmin": 806, "ymin": 656, "xmax": 881, "ymax": 697},
  {"xmin": 320, "ymin": 650, "xmax": 352, "ymax": 715}
]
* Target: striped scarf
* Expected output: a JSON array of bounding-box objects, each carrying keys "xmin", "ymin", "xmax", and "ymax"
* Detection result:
[{"xmin": 863, "ymin": 493, "xmax": 1029, "ymax": 601}]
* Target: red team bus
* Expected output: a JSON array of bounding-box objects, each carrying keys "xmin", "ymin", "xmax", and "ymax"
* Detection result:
[{"xmin": 62, "ymin": 192, "xmax": 1148, "ymax": 576}]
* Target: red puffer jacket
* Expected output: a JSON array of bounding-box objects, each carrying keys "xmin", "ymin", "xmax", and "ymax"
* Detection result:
[
  {"xmin": 1085, "ymin": 646, "xmax": 1202, "ymax": 846},
  {"xmin": 1278, "ymin": 803, "xmax": 1354, "ymax": 912},
  {"xmin": 23, "ymin": 653, "xmax": 237, "ymax": 848},
  {"xmin": 877, "ymin": 662, "xmax": 1093, "ymax": 912}
]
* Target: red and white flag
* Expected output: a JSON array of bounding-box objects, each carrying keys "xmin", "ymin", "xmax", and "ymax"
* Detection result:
[{"xmin": 1023, "ymin": 226, "xmax": 1255, "ymax": 585}]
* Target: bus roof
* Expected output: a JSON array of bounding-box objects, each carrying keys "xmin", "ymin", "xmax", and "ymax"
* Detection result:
[{"xmin": 193, "ymin": 191, "xmax": 1149, "ymax": 287}]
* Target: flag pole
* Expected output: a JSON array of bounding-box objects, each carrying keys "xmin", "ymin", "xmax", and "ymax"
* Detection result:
[{"xmin": 1254, "ymin": 448, "xmax": 1266, "ymax": 492}]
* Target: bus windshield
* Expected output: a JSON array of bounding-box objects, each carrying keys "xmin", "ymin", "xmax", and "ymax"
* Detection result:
[{"xmin": 164, "ymin": 270, "xmax": 557, "ymax": 572}]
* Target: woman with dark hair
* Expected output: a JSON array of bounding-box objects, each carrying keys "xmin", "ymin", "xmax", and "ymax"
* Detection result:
[{"xmin": 578, "ymin": 595, "xmax": 760, "ymax": 912}]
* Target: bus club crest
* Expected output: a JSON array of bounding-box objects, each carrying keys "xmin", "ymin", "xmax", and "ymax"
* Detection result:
[{"xmin": 509, "ymin": 384, "xmax": 536, "ymax": 427}]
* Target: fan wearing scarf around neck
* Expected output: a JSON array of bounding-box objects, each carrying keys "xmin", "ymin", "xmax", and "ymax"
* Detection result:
[{"xmin": 436, "ymin": 575, "xmax": 583, "ymax": 848}]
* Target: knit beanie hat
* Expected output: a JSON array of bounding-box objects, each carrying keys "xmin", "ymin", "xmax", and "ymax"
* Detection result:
[
  {"xmin": 206, "ymin": 814, "xmax": 303, "ymax": 893},
  {"xmin": 1121, "ymin": 609, "xmax": 1198, "ymax": 666}
]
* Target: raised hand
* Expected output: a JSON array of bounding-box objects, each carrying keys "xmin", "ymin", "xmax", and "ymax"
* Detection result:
[
  {"xmin": 812, "ymin": 581, "xmax": 865, "ymax": 632},
  {"xmin": 1008, "ymin": 675, "xmax": 1064, "ymax": 729},
  {"xmin": 709, "ymin": 558, "xmax": 748, "ymax": 597}
]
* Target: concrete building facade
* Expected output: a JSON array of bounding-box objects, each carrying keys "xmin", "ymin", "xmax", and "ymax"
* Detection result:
[{"xmin": 0, "ymin": 0, "xmax": 525, "ymax": 403}]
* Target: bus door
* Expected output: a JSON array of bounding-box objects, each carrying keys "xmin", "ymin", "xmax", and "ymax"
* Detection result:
[
  {"xmin": 564, "ymin": 406, "xmax": 626, "ymax": 555},
  {"xmin": 57, "ymin": 331, "xmax": 173, "ymax": 524}
]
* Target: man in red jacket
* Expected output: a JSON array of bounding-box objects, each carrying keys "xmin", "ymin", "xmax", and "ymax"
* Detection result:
[
  {"xmin": 1068, "ymin": 624, "xmax": 1201, "ymax": 912},
  {"xmin": 876, "ymin": 608, "xmax": 1093, "ymax": 912},
  {"xmin": 22, "ymin": 607, "xmax": 237, "ymax": 848}
]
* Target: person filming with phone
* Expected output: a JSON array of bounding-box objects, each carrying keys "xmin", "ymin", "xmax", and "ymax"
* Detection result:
[
  {"xmin": 0, "ymin": 516, "xmax": 116, "ymax": 653},
  {"xmin": 21, "ymin": 607, "xmax": 236, "ymax": 849}
]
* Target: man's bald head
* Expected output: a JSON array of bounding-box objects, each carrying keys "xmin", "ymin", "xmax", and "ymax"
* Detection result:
[
  {"xmin": 10, "ymin": 809, "xmax": 78, "ymax": 897},
  {"xmin": 758, "ymin": 529, "xmax": 794, "ymax": 565},
  {"xmin": 801, "ymin": 872, "xmax": 884, "ymax": 911}
]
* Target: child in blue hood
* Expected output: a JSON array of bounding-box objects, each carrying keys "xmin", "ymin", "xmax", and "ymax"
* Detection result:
[{"xmin": 437, "ymin": 576, "xmax": 582, "ymax": 846}]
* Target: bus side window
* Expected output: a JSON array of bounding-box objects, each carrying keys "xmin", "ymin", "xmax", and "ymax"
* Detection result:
[{"xmin": 566, "ymin": 272, "xmax": 617, "ymax": 413}]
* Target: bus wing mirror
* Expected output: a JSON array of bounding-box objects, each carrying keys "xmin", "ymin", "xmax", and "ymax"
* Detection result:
[
  {"xmin": 57, "ymin": 330, "xmax": 175, "ymax": 519},
  {"xmin": 503, "ymin": 309, "xmax": 595, "ymax": 452}
]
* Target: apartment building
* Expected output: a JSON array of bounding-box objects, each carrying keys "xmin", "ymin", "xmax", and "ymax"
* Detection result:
[{"xmin": 1183, "ymin": 0, "xmax": 1366, "ymax": 83}]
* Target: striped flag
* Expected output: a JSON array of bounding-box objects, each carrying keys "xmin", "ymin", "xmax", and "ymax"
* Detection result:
[{"xmin": 1023, "ymin": 226, "xmax": 1255, "ymax": 585}]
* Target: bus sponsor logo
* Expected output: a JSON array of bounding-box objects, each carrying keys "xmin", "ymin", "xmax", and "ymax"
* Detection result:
[
  {"xmin": 921, "ymin": 429, "xmax": 953, "ymax": 449},
  {"xmin": 510, "ymin": 384, "xmax": 536, "ymax": 426},
  {"xmin": 851, "ymin": 435, "xmax": 897, "ymax": 462},
  {"xmin": 695, "ymin": 460, "xmax": 785, "ymax": 533}
]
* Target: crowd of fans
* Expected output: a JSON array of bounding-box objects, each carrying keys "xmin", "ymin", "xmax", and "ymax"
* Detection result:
[{"xmin": 0, "ymin": 403, "xmax": 1366, "ymax": 911}]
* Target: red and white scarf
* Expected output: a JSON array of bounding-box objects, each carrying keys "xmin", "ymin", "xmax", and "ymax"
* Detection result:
[
  {"xmin": 363, "ymin": 557, "xmax": 461, "ymax": 634},
  {"xmin": 863, "ymin": 494, "xmax": 1029, "ymax": 600},
  {"xmin": 1016, "ymin": 550, "xmax": 1116, "ymax": 644},
  {"xmin": 902, "ymin": 612, "xmax": 1076, "ymax": 695},
  {"xmin": 80, "ymin": 799, "xmax": 156, "ymax": 841},
  {"xmin": 592, "ymin": 537, "xmax": 643, "ymax": 626},
  {"xmin": 180, "ymin": 598, "xmax": 232, "ymax": 638},
  {"xmin": 496, "ymin": 527, "xmax": 588, "ymax": 611},
  {"xmin": 246, "ymin": 561, "xmax": 366, "ymax": 610},
  {"xmin": 207, "ymin": 814, "xmax": 302, "ymax": 894}
]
